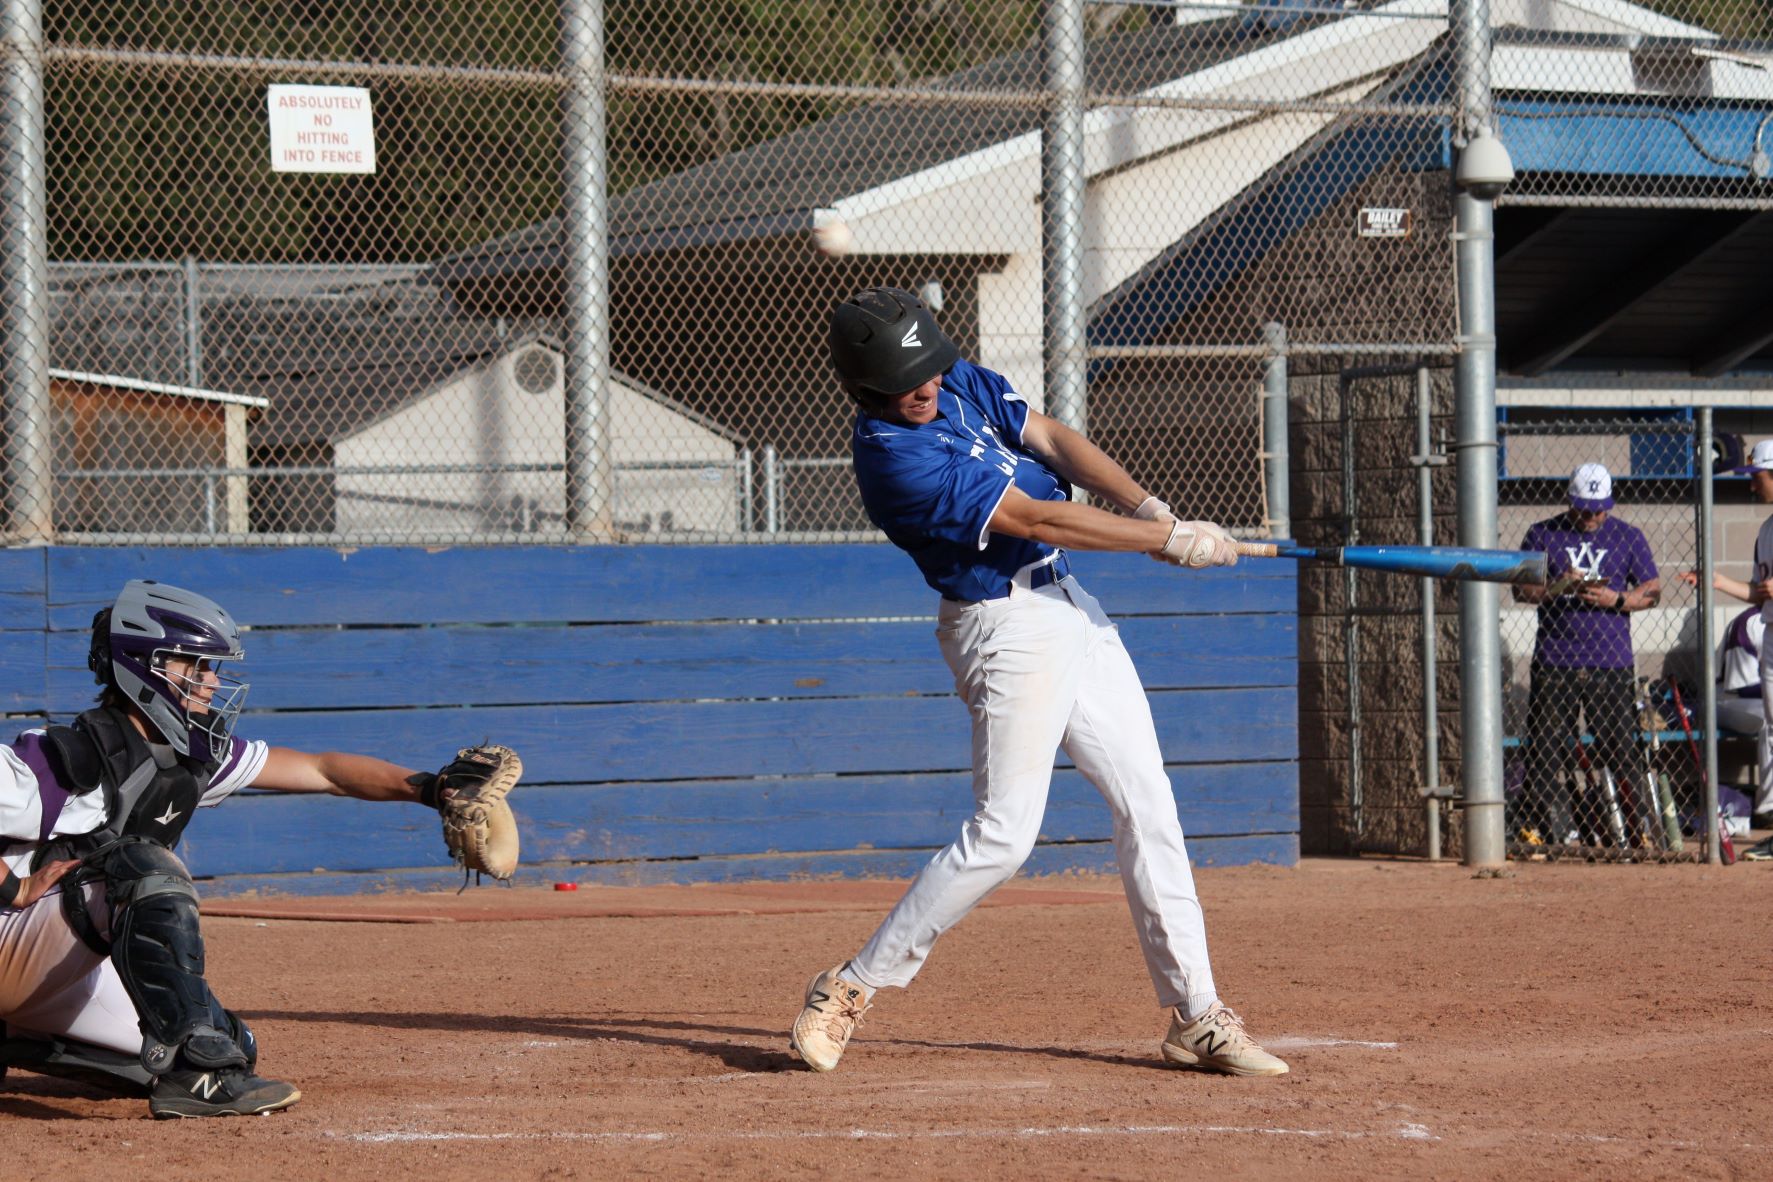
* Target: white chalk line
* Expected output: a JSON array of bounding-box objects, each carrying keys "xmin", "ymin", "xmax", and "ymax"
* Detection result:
[
  {"xmin": 328, "ymin": 1124, "xmax": 1773, "ymax": 1152},
  {"xmin": 332, "ymin": 1121, "xmax": 1437, "ymax": 1146},
  {"xmin": 1266, "ymin": 1036, "xmax": 1399, "ymax": 1050}
]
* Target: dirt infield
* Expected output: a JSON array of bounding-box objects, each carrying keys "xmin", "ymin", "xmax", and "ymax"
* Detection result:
[{"xmin": 5, "ymin": 858, "xmax": 1771, "ymax": 1180}]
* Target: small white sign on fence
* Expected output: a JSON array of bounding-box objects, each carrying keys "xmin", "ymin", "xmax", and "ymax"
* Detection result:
[
  {"xmin": 1356, "ymin": 207, "xmax": 1412, "ymax": 239},
  {"xmin": 266, "ymin": 85, "xmax": 377, "ymax": 175}
]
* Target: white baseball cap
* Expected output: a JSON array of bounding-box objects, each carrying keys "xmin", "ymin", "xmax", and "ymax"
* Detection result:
[
  {"xmin": 1568, "ymin": 462, "xmax": 1614, "ymax": 511},
  {"xmin": 1733, "ymin": 439, "xmax": 1773, "ymax": 474}
]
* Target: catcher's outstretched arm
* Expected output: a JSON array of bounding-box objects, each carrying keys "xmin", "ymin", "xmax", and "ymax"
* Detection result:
[{"xmin": 252, "ymin": 746, "xmax": 425, "ymax": 802}]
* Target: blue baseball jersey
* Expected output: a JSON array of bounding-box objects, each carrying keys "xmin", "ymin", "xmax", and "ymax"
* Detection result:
[{"xmin": 851, "ymin": 357, "xmax": 1070, "ymax": 601}]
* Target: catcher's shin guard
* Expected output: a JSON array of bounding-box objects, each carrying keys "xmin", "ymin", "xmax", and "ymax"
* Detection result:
[
  {"xmin": 0, "ymin": 1032, "xmax": 155, "ymax": 1096},
  {"xmin": 102, "ymin": 842, "xmax": 246, "ymax": 1075},
  {"xmin": 220, "ymin": 1007, "xmax": 257, "ymax": 1070}
]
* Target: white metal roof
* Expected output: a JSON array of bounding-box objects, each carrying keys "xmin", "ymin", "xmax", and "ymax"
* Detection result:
[{"xmin": 50, "ymin": 368, "xmax": 270, "ymax": 410}]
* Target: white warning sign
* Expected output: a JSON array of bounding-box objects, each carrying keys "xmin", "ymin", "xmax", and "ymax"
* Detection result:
[
  {"xmin": 267, "ymin": 85, "xmax": 376, "ymax": 174},
  {"xmin": 1356, "ymin": 207, "xmax": 1412, "ymax": 239}
]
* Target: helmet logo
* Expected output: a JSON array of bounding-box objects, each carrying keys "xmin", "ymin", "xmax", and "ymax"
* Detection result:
[{"xmin": 901, "ymin": 324, "xmax": 922, "ymax": 347}]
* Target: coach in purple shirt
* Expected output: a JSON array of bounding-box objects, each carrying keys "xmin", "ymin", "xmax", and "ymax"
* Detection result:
[{"xmin": 1511, "ymin": 463, "xmax": 1661, "ymax": 847}]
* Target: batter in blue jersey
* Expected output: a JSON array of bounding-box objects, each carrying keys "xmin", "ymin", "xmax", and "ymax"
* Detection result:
[{"xmin": 787, "ymin": 286, "xmax": 1288, "ymax": 1080}]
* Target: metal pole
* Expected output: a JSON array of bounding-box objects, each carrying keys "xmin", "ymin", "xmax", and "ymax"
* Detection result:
[
  {"xmin": 182, "ymin": 256, "xmax": 204, "ymax": 389},
  {"xmin": 1415, "ymin": 366, "xmax": 1446, "ymax": 860},
  {"xmin": 560, "ymin": 0, "xmax": 611, "ymax": 540},
  {"xmin": 1698, "ymin": 407, "xmax": 1720, "ymax": 864},
  {"xmin": 1450, "ymin": 0, "xmax": 1505, "ymax": 869},
  {"xmin": 1262, "ymin": 322, "xmax": 1290, "ymax": 540},
  {"xmin": 0, "ymin": 0, "xmax": 52, "ymax": 543},
  {"xmin": 1041, "ymin": 0, "xmax": 1087, "ymax": 434},
  {"xmin": 738, "ymin": 446, "xmax": 753, "ymax": 533},
  {"xmin": 1340, "ymin": 371, "xmax": 1362, "ymax": 841},
  {"xmin": 763, "ymin": 444, "xmax": 779, "ymax": 534}
]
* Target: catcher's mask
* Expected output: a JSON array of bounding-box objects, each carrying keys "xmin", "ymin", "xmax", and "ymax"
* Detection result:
[
  {"xmin": 89, "ymin": 580, "xmax": 248, "ymax": 763},
  {"xmin": 829, "ymin": 286, "xmax": 959, "ymax": 412}
]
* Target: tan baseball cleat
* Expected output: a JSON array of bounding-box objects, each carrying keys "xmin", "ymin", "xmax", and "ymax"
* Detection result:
[
  {"xmin": 1160, "ymin": 1002, "xmax": 1289, "ymax": 1077},
  {"xmin": 789, "ymin": 965, "xmax": 870, "ymax": 1072}
]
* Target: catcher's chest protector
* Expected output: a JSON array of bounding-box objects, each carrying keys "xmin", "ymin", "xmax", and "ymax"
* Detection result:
[{"xmin": 42, "ymin": 707, "xmax": 214, "ymax": 850}]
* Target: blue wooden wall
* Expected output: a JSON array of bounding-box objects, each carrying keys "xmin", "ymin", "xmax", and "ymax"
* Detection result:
[{"xmin": 0, "ymin": 546, "xmax": 1299, "ymax": 894}]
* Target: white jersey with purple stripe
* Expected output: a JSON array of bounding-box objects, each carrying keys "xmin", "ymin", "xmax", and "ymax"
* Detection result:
[
  {"xmin": 0, "ymin": 732, "xmax": 267, "ymax": 875},
  {"xmin": 850, "ymin": 357, "xmax": 1070, "ymax": 601}
]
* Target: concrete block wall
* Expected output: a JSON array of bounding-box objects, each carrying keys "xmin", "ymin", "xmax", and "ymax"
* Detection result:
[{"xmin": 1291, "ymin": 362, "xmax": 1463, "ymax": 857}]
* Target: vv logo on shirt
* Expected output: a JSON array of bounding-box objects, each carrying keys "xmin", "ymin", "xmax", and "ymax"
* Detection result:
[{"xmin": 1563, "ymin": 541, "xmax": 1607, "ymax": 574}]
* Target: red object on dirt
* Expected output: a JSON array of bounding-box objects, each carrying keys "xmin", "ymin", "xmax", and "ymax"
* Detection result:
[{"xmin": 554, "ymin": 882, "xmax": 579, "ymax": 892}]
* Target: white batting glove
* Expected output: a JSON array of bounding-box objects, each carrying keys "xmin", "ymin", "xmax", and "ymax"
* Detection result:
[
  {"xmin": 1133, "ymin": 495, "xmax": 1174, "ymax": 523},
  {"xmin": 1158, "ymin": 519, "xmax": 1238, "ymax": 568},
  {"xmin": 1135, "ymin": 497, "xmax": 1180, "ymax": 565}
]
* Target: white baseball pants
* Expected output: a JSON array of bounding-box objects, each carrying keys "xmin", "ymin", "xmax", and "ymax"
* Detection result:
[
  {"xmin": 850, "ymin": 572, "xmax": 1220, "ymax": 1018},
  {"xmin": 0, "ymin": 882, "xmax": 140, "ymax": 1054}
]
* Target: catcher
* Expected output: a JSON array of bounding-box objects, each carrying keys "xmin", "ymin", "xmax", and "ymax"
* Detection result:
[{"xmin": 0, "ymin": 580, "xmax": 521, "ymax": 1118}]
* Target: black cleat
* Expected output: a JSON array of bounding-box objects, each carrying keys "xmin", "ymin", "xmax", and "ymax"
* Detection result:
[{"xmin": 148, "ymin": 1067, "xmax": 301, "ymax": 1119}]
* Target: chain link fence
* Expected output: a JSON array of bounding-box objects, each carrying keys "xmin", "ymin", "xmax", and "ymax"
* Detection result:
[
  {"xmin": 1296, "ymin": 376, "xmax": 1763, "ymax": 863},
  {"xmin": 1497, "ymin": 418, "xmax": 1715, "ymax": 863},
  {"xmin": 22, "ymin": 1, "xmax": 1768, "ymax": 545},
  {"xmin": 12, "ymin": 0, "xmax": 1474, "ymax": 544},
  {"xmin": 3, "ymin": 3, "xmax": 1767, "ymax": 542}
]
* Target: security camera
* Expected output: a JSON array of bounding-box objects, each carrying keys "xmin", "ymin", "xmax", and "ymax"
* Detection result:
[{"xmin": 1454, "ymin": 130, "xmax": 1515, "ymax": 200}]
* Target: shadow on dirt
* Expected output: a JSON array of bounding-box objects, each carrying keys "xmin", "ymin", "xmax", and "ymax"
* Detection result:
[
  {"xmin": 247, "ymin": 1008, "xmax": 1162, "ymax": 1072},
  {"xmin": 249, "ymin": 1008, "xmax": 803, "ymax": 1071}
]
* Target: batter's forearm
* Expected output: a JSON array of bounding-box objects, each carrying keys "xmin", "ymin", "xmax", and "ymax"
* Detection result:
[{"xmin": 995, "ymin": 497, "xmax": 1172, "ymax": 553}]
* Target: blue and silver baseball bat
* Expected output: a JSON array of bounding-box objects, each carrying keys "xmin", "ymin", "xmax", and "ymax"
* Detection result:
[{"xmin": 1233, "ymin": 542, "xmax": 1547, "ymax": 585}]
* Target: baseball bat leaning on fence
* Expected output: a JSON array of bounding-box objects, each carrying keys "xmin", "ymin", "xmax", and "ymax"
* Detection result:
[{"xmin": 1231, "ymin": 543, "xmax": 1547, "ymax": 585}]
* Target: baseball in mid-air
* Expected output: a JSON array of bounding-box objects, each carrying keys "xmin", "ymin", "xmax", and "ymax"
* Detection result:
[{"xmin": 813, "ymin": 217, "xmax": 854, "ymax": 258}]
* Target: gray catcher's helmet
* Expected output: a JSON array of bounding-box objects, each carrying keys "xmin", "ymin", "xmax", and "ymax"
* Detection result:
[{"xmin": 89, "ymin": 580, "xmax": 248, "ymax": 762}]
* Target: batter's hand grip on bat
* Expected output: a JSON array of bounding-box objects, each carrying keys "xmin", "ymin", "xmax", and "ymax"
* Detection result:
[{"xmin": 1231, "ymin": 542, "xmax": 1547, "ymax": 585}]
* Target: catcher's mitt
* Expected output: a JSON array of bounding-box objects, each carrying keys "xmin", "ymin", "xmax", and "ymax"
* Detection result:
[{"xmin": 416, "ymin": 744, "xmax": 523, "ymax": 881}]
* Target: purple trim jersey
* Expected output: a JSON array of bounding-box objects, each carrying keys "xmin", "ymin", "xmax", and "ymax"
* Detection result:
[
  {"xmin": 851, "ymin": 357, "xmax": 1070, "ymax": 601},
  {"xmin": 1520, "ymin": 513, "xmax": 1658, "ymax": 669},
  {"xmin": 0, "ymin": 732, "xmax": 267, "ymax": 875}
]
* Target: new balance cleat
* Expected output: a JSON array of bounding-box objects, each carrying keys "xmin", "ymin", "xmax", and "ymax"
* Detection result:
[
  {"xmin": 148, "ymin": 1067, "xmax": 301, "ymax": 1118},
  {"xmin": 1160, "ymin": 1002, "xmax": 1289, "ymax": 1077},
  {"xmin": 789, "ymin": 965, "xmax": 869, "ymax": 1072}
]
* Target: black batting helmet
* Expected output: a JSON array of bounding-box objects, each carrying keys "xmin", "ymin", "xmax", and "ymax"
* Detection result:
[{"xmin": 829, "ymin": 287, "xmax": 959, "ymax": 409}]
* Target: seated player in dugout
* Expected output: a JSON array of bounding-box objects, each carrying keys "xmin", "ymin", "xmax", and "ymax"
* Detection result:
[{"xmin": 0, "ymin": 580, "xmax": 521, "ymax": 1118}]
